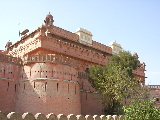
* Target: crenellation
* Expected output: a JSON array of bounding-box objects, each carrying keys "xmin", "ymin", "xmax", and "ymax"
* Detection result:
[
  {"xmin": 0, "ymin": 54, "xmax": 22, "ymax": 65},
  {"xmin": 0, "ymin": 111, "xmax": 126, "ymax": 120}
]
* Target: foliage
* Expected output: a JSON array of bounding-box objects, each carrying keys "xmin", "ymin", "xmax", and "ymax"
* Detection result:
[
  {"xmin": 123, "ymin": 98, "xmax": 160, "ymax": 120},
  {"xmin": 88, "ymin": 51, "xmax": 149, "ymax": 115}
]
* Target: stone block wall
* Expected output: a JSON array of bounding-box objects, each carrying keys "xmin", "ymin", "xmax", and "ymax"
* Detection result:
[{"xmin": 0, "ymin": 54, "xmax": 21, "ymax": 113}]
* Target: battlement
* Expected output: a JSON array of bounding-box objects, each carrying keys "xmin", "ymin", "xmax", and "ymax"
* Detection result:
[
  {"xmin": 41, "ymin": 38, "xmax": 110, "ymax": 65},
  {"xmin": 148, "ymin": 85, "xmax": 160, "ymax": 89},
  {"xmin": 23, "ymin": 54, "xmax": 77, "ymax": 67},
  {"xmin": 92, "ymin": 41, "xmax": 112, "ymax": 54},
  {"xmin": 49, "ymin": 25, "xmax": 79, "ymax": 42},
  {"xmin": 47, "ymin": 26, "xmax": 112, "ymax": 54},
  {"xmin": 0, "ymin": 53, "xmax": 22, "ymax": 65},
  {"xmin": 0, "ymin": 111, "xmax": 125, "ymax": 120}
]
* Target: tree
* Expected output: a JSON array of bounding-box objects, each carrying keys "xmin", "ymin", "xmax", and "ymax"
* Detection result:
[
  {"xmin": 123, "ymin": 98, "xmax": 160, "ymax": 120},
  {"xmin": 88, "ymin": 51, "xmax": 148, "ymax": 115}
]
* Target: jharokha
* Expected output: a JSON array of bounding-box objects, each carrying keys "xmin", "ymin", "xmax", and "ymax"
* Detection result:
[{"xmin": 0, "ymin": 13, "xmax": 146, "ymax": 115}]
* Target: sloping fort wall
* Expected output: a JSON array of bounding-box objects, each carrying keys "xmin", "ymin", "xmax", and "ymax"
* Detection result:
[{"xmin": 0, "ymin": 54, "xmax": 21, "ymax": 113}]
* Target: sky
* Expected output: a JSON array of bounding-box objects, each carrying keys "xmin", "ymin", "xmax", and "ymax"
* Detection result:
[{"xmin": 0, "ymin": 0, "xmax": 160, "ymax": 85}]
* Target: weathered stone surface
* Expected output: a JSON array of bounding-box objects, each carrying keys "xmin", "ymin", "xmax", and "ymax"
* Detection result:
[
  {"xmin": 0, "ymin": 111, "xmax": 7, "ymax": 120},
  {"xmin": 93, "ymin": 115, "xmax": 100, "ymax": 120},
  {"xmin": 99, "ymin": 115, "xmax": 107, "ymax": 120},
  {"xmin": 57, "ymin": 114, "xmax": 67, "ymax": 120},
  {"xmin": 67, "ymin": 114, "xmax": 77, "ymax": 120},
  {"xmin": 106, "ymin": 115, "xmax": 113, "ymax": 120},
  {"xmin": 85, "ymin": 115, "xmax": 94, "ymax": 120},
  {"xmin": 22, "ymin": 112, "xmax": 35, "ymax": 120},
  {"xmin": 35, "ymin": 113, "xmax": 47, "ymax": 120},
  {"xmin": 7, "ymin": 112, "xmax": 22, "ymax": 120},
  {"xmin": 46, "ymin": 113, "xmax": 57, "ymax": 120},
  {"xmin": 76, "ymin": 115, "xmax": 85, "ymax": 120}
]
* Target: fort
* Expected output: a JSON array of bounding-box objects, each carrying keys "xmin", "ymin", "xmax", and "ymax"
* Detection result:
[{"xmin": 0, "ymin": 13, "xmax": 146, "ymax": 116}]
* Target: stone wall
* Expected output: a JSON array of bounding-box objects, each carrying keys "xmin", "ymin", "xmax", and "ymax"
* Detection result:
[
  {"xmin": 0, "ymin": 54, "xmax": 21, "ymax": 113},
  {"xmin": 0, "ymin": 111, "xmax": 125, "ymax": 120}
]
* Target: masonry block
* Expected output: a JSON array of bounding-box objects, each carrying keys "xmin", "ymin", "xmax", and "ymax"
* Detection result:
[
  {"xmin": 22, "ymin": 112, "xmax": 35, "ymax": 120},
  {"xmin": 0, "ymin": 111, "xmax": 7, "ymax": 120},
  {"xmin": 7, "ymin": 112, "xmax": 22, "ymax": 120},
  {"xmin": 85, "ymin": 115, "xmax": 94, "ymax": 120},
  {"xmin": 76, "ymin": 115, "xmax": 85, "ymax": 120},
  {"xmin": 35, "ymin": 113, "xmax": 47, "ymax": 120},
  {"xmin": 57, "ymin": 114, "xmax": 67, "ymax": 120},
  {"xmin": 46, "ymin": 113, "xmax": 57, "ymax": 120}
]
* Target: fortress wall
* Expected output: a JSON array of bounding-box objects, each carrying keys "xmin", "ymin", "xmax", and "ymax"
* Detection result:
[
  {"xmin": 92, "ymin": 41, "xmax": 112, "ymax": 54},
  {"xmin": 77, "ymin": 68, "xmax": 104, "ymax": 115},
  {"xmin": 16, "ymin": 62, "xmax": 81, "ymax": 115},
  {"xmin": 48, "ymin": 25, "xmax": 112, "ymax": 55},
  {"xmin": 16, "ymin": 79, "xmax": 81, "ymax": 115},
  {"xmin": 0, "ymin": 79, "xmax": 16, "ymax": 113},
  {"xmin": 81, "ymin": 92, "xmax": 104, "ymax": 115},
  {"xmin": 0, "ymin": 61, "xmax": 21, "ymax": 114},
  {"xmin": 132, "ymin": 67, "xmax": 145, "ymax": 77},
  {"xmin": 50, "ymin": 25, "xmax": 79, "ymax": 42},
  {"xmin": 24, "ymin": 63, "xmax": 78, "ymax": 83},
  {"xmin": 41, "ymin": 38, "xmax": 110, "ymax": 66},
  {"xmin": 8, "ymin": 34, "xmax": 41, "ymax": 57}
]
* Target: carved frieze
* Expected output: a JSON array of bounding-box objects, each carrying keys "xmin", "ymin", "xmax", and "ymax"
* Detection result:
[
  {"xmin": 0, "ymin": 53, "xmax": 22, "ymax": 65},
  {"xmin": 24, "ymin": 54, "xmax": 77, "ymax": 67}
]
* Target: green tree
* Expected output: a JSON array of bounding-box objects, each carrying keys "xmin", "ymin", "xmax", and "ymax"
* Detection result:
[
  {"xmin": 88, "ymin": 51, "xmax": 148, "ymax": 115},
  {"xmin": 123, "ymin": 98, "xmax": 160, "ymax": 120}
]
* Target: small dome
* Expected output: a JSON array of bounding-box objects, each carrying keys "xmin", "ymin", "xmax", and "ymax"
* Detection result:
[
  {"xmin": 5, "ymin": 41, "xmax": 12, "ymax": 48},
  {"xmin": 46, "ymin": 13, "xmax": 53, "ymax": 19}
]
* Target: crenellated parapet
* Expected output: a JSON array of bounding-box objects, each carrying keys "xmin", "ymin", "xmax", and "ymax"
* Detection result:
[
  {"xmin": 132, "ymin": 67, "xmax": 145, "ymax": 77},
  {"xmin": 8, "ymin": 37, "xmax": 41, "ymax": 57},
  {"xmin": 23, "ymin": 54, "xmax": 77, "ymax": 67},
  {"xmin": 48, "ymin": 25, "xmax": 79, "ymax": 42},
  {"xmin": 0, "ymin": 53, "xmax": 22, "ymax": 65},
  {"xmin": 0, "ymin": 111, "xmax": 125, "ymax": 120},
  {"xmin": 6, "ymin": 24, "xmax": 111, "ymax": 66},
  {"xmin": 45, "ymin": 25, "xmax": 112, "ymax": 55},
  {"xmin": 92, "ymin": 41, "xmax": 112, "ymax": 54},
  {"xmin": 148, "ymin": 85, "xmax": 160, "ymax": 89},
  {"xmin": 41, "ymin": 38, "xmax": 110, "ymax": 65}
]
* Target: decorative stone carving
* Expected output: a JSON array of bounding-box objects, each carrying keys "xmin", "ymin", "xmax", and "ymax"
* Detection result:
[
  {"xmin": 133, "ymin": 52, "xmax": 141, "ymax": 67},
  {"xmin": 44, "ymin": 13, "xmax": 54, "ymax": 26},
  {"xmin": 76, "ymin": 28, "xmax": 92, "ymax": 46},
  {"xmin": 141, "ymin": 62, "xmax": 146, "ymax": 70},
  {"xmin": 5, "ymin": 40, "xmax": 12, "ymax": 51}
]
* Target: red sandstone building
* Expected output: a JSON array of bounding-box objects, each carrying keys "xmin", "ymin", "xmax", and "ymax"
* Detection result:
[{"xmin": 0, "ymin": 13, "xmax": 146, "ymax": 115}]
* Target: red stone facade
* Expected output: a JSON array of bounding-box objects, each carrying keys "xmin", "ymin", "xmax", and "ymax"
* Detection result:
[{"xmin": 0, "ymin": 14, "xmax": 146, "ymax": 115}]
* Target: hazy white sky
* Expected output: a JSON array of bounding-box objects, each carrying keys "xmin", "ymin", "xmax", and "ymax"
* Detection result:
[{"xmin": 0, "ymin": 0, "xmax": 160, "ymax": 85}]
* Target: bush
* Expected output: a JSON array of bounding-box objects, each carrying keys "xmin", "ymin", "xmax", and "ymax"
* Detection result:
[{"xmin": 123, "ymin": 98, "xmax": 160, "ymax": 120}]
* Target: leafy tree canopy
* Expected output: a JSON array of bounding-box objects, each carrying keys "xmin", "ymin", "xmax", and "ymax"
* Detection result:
[{"xmin": 88, "ymin": 51, "xmax": 149, "ymax": 114}]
